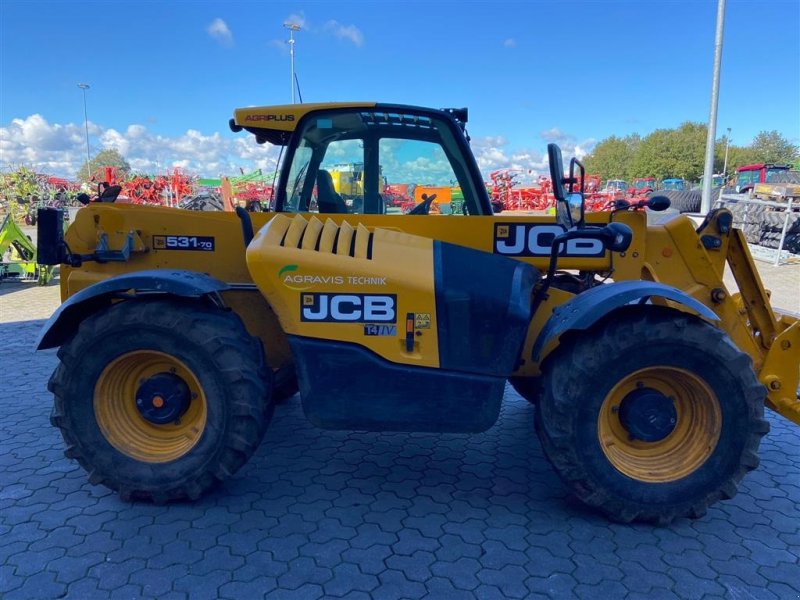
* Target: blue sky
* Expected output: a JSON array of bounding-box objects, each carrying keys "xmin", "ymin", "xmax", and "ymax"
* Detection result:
[{"xmin": 1, "ymin": 0, "xmax": 798, "ymax": 178}]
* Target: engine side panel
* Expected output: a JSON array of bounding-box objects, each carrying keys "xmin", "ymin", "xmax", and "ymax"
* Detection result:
[{"xmin": 246, "ymin": 214, "xmax": 536, "ymax": 431}]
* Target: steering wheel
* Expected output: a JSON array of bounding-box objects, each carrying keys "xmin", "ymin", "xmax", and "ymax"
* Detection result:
[{"xmin": 408, "ymin": 193, "xmax": 437, "ymax": 215}]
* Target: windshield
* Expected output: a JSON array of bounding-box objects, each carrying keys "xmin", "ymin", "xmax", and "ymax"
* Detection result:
[
  {"xmin": 633, "ymin": 180, "xmax": 653, "ymax": 189},
  {"xmin": 737, "ymin": 170, "xmax": 759, "ymax": 186},
  {"xmin": 766, "ymin": 168, "xmax": 788, "ymax": 182},
  {"xmin": 662, "ymin": 180, "xmax": 685, "ymax": 191},
  {"xmin": 279, "ymin": 108, "xmax": 486, "ymax": 215}
]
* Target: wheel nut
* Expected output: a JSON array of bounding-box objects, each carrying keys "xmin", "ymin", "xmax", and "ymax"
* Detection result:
[{"xmin": 710, "ymin": 288, "xmax": 727, "ymax": 304}]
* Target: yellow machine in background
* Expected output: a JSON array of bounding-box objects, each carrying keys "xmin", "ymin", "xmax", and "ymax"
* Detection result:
[{"xmin": 35, "ymin": 102, "xmax": 798, "ymax": 523}]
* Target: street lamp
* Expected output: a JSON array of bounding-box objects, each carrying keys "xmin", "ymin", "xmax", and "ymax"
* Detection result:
[
  {"xmin": 283, "ymin": 22, "xmax": 301, "ymax": 104},
  {"xmin": 700, "ymin": 0, "xmax": 727, "ymax": 213},
  {"xmin": 77, "ymin": 83, "xmax": 91, "ymax": 179},
  {"xmin": 722, "ymin": 127, "xmax": 732, "ymax": 180}
]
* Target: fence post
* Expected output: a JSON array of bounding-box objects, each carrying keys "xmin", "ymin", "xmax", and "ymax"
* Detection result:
[{"xmin": 774, "ymin": 198, "xmax": 794, "ymax": 267}]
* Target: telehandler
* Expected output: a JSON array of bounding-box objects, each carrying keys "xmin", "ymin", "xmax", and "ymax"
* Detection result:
[{"xmin": 36, "ymin": 103, "xmax": 799, "ymax": 523}]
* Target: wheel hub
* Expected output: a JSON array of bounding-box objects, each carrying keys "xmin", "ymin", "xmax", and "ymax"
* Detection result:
[
  {"xmin": 135, "ymin": 372, "xmax": 191, "ymax": 425},
  {"xmin": 618, "ymin": 387, "xmax": 677, "ymax": 442}
]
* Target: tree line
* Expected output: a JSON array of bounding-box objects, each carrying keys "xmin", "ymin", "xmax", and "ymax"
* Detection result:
[{"xmin": 583, "ymin": 124, "xmax": 799, "ymax": 182}]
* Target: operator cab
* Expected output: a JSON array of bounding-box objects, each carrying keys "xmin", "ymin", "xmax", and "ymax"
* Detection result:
[{"xmin": 231, "ymin": 103, "xmax": 493, "ymax": 216}]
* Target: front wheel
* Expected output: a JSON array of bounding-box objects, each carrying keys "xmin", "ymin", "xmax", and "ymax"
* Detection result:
[
  {"xmin": 536, "ymin": 309, "xmax": 768, "ymax": 524},
  {"xmin": 49, "ymin": 298, "xmax": 273, "ymax": 502}
]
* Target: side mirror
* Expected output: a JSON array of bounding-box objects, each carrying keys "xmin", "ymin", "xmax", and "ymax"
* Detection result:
[
  {"xmin": 567, "ymin": 192, "xmax": 584, "ymax": 226},
  {"xmin": 558, "ymin": 192, "xmax": 585, "ymax": 230},
  {"xmin": 547, "ymin": 143, "xmax": 566, "ymax": 201},
  {"xmin": 549, "ymin": 144, "xmax": 587, "ymax": 229}
]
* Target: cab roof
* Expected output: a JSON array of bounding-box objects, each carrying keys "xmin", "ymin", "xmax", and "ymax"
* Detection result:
[
  {"xmin": 736, "ymin": 163, "xmax": 790, "ymax": 172},
  {"xmin": 230, "ymin": 102, "xmax": 468, "ymax": 145}
]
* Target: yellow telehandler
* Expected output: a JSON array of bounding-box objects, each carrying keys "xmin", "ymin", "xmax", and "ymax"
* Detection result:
[{"xmin": 36, "ymin": 103, "xmax": 799, "ymax": 523}]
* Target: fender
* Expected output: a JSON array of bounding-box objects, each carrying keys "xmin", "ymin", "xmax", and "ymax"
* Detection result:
[
  {"xmin": 36, "ymin": 270, "xmax": 230, "ymax": 350},
  {"xmin": 532, "ymin": 280, "xmax": 720, "ymax": 361}
]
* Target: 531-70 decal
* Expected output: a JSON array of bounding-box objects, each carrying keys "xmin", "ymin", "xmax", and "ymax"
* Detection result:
[
  {"xmin": 153, "ymin": 235, "xmax": 215, "ymax": 251},
  {"xmin": 493, "ymin": 223, "xmax": 605, "ymax": 257}
]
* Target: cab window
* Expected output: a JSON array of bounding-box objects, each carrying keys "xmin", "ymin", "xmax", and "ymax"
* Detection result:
[{"xmin": 279, "ymin": 109, "xmax": 485, "ymax": 215}]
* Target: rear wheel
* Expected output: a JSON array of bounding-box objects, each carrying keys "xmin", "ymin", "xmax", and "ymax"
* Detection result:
[
  {"xmin": 535, "ymin": 309, "xmax": 768, "ymax": 524},
  {"xmin": 49, "ymin": 298, "xmax": 272, "ymax": 502}
]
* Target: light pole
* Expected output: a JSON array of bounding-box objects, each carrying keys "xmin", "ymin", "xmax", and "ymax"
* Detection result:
[
  {"xmin": 700, "ymin": 0, "xmax": 726, "ymax": 213},
  {"xmin": 722, "ymin": 127, "xmax": 732, "ymax": 180},
  {"xmin": 77, "ymin": 83, "xmax": 91, "ymax": 178},
  {"xmin": 284, "ymin": 22, "xmax": 301, "ymax": 104}
]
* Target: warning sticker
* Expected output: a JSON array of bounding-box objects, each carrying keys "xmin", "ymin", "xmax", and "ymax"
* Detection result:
[{"xmin": 414, "ymin": 313, "xmax": 431, "ymax": 329}]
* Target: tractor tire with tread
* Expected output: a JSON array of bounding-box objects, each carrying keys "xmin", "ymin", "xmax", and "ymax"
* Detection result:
[
  {"xmin": 49, "ymin": 298, "xmax": 273, "ymax": 502},
  {"xmin": 535, "ymin": 308, "xmax": 768, "ymax": 524},
  {"xmin": 652, "ymin": 190, "xmax": 702, "ymax": 213}
]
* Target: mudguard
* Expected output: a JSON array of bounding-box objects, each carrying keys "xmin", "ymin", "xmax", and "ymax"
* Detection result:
[
  {"xmin": 532, "ymin": 280, "xmax": 720, "ymax": 361},
  {"xmin": 36, "ymin": 270, "xmax": 229, "ymax": 350},
  {"xmin": 246, "ymin": 214, "xmax": 537, "ymax": 432}
]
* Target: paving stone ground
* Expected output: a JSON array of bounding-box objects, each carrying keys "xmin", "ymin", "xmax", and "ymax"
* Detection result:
[{"xmin": 0, "ymin": 278, "xmax": 798, "ymax": 600}]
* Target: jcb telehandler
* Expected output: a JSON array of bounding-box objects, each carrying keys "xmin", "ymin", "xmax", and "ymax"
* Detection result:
[{"xmin": 36, "ymin": 103, "xmax": 799, "ymax": 524}]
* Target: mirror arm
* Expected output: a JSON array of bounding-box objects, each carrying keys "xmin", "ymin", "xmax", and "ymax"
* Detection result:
[{"xmin": 531, "ymin": 230, "xmax": 581, "ymax": 316}]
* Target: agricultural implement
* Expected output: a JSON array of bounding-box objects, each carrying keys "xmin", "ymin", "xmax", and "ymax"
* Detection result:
[
  {"xmin": 629, "ymin": 177, "xmax": 657, "ymax": 198},
  {"xmin": 36, "ymin": 102, "xmax": 799, "ymax": 524},
  {"xmin": 0, "ymin": 214, "xmax": 54, "ymax": 284}
]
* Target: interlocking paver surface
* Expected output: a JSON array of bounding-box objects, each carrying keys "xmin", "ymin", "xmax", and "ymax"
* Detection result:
[{"xmin": 1, "ymin": 279, "xmax": 798, "ymax": 599}]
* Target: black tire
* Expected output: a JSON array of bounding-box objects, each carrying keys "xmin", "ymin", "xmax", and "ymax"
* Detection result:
[
  {"xmin": 273, "ymin": 365, "xmax": 299, "ymax": 402},
  {"xmin": 49, "ymin": 298, "xmax": 272, "ymax": 502},
  {"xmin": 508, "ymin": 376, "xmax": 540, "ymax": 405},
  {"xmin": 535, "ymin": 308, "xmax": 768, "ymax": 524},
  {"xmin": 654, "ymin": 190, "xmax": 701, "ymax": 213},
  {"xmin": 760, "ymin": 211, "xmax": 800, "ymax": 253}
]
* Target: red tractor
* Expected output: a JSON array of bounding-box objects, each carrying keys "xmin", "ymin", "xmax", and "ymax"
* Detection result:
[
  {"xmin": 735, "ymin": 163, "xmax": 791, "ymax": 195},
  {"xmin": 628, "ymin": 177, "xmax": 656, "ymax": 198}
]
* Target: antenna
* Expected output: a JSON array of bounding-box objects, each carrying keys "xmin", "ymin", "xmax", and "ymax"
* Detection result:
[{"xmin": 283, "ymin": 22, "xmax": 301, "ymax": 104}]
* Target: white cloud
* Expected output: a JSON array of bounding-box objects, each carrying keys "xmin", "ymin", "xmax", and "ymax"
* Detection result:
[
  {"xmin": 0, "ymin": 114, "xmax": 279, "ymax": 178},
  {"xmin": 539, "ymin": 127, "xmax": 596, "ymax": 161},
  {"xmin": 0, "ymin": 114, "xmax": 594, "ymax": 186},
  {"xmin": 503, "ymin": 38, "xmax": 517, "ymax": 48},
  {"xmin": 470, "ymin": 136, "xmax": 547, "ymax": 181},
  {"xmin": 324, "ymin": 20, "xmax": 364, "ymax": 46},
  {"xmin": 285, "ymin": 12, "xmax": 307, "ymax": 29},
  {"xmin": 207, "ymin": 18, "xmax": 233, "ymax": 46}
]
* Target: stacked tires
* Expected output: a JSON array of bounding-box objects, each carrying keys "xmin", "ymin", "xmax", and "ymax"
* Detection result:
[{"xmin": 726, "ymin": 202, "xmax": 800, "ymax": 254}]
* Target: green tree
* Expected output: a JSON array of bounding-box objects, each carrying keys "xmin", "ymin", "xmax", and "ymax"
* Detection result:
[
  {"xmin": 77, "ymin": 148, "xmax": 131, "ymax": 182},
  {"xmin": 630, "ymin": 122, "xmax": 710, "ymax": 181},
  {"xmin": 724, "ymin": 145, "xmax": 758, "ymax": 174},
  {"xmin": 748, "ymin": 130, "xmax": 799, "ymax": 164},
  {"xmin": 583, "ymin": 134, "xmax": 640, "ymax": 180}
]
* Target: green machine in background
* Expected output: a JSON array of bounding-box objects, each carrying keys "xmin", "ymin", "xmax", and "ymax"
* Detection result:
[{"xmin": 0, "ymin": 215, "xmax": 54, "ymax": 284}]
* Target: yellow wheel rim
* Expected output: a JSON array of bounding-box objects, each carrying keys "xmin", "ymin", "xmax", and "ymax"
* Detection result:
[
  {"xmin": 94, "ymin": 351, "xmax": 207, "ymax": 463},
  {"xmin": 598, "ymin": 367, "xmax": 721, "ymax": 483}
]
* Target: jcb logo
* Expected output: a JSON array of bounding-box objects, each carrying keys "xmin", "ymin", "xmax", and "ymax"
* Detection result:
[
  {"xmin": 494, "ymin": 223, "xmax": 605, "ymax": 257},
  {"xmin": 300, "ymin": 293, "xmax": 397, "ymax": 323}
]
